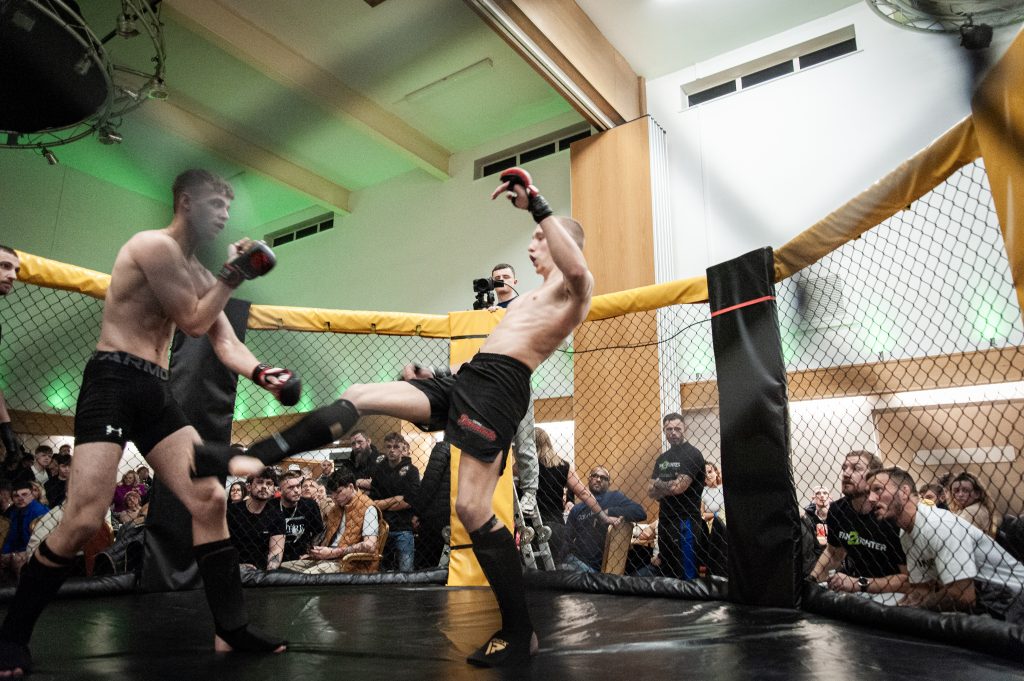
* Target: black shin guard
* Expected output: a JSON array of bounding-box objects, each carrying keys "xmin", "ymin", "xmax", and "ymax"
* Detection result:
[
  {"xmin": 0, "ymin": 541, "xmax": 74, "ymax": 650},
  {"xmin": 194, "ymin": 539, "xmax": 286, "ymax": 653},
  {"xmin": 467, "ymin": 519, "xmax": 534, "ymax": 667},
  {"xmin": 193, "ymin": 399, "xmax": 360, "ymax": 478}
]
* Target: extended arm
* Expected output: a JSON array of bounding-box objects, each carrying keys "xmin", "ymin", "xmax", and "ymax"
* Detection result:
[{"xmin": 809, "ymin": 544, "xmax": 845, "ymax": 583}]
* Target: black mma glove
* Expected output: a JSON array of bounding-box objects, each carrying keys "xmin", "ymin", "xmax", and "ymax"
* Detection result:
[
  {"xmin": 499, "ymin": 167, "xmax": 553, "ymax": 223},
  {"xmin": 251, "ymin": 363, "xmax": 302, "ymax": 407},
  {"xmin": 218, "ymin": 241, "xmax": 276, "ymax": 288}
]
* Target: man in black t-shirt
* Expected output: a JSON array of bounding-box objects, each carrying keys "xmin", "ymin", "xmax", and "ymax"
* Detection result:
[
  {"xmin": 277, "ymin": 471, "xmax": 324, "ymax": 562},
  {"xmin": 349, "ymin": 431, "xmax": 379, "ymax": 491},
  {"xmin": 648, "ymin": 413, "xmax": 706, "ymax": 580},
  {"xmin": 370, "ymin": 433, "xmax": 421, "ymax": 572},
  {"xmin": 809, "ymin": 451, "xmax": 907, "ymax": 598},
  {"xmin": 226, "ymin": 468, "xmax": 285, "ymax": 570}
]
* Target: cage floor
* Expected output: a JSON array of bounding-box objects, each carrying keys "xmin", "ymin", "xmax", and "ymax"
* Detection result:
[{"xmin": 8, "ymin": 584, "xmax": 1023, "ymax": 680}]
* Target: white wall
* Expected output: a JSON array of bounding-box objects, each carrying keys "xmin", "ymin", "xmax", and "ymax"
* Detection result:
[
  {"xmin": 645, "ymin": 3, "xmax": 1021, "ymax": 279},
  {"xmin": 242, "ymin": 112, "xmax": 579, "ymax": 315}
]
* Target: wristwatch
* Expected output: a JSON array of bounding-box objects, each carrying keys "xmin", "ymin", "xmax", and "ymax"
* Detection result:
[{"xmin": 858, "ymin": 576, "xmax": 869, "ymax": 593}]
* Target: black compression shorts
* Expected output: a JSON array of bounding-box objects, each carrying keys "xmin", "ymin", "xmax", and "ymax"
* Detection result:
[
  {"xmin": 74, "ymin": 351, "xmax": 190, "ymax": 456},
  {"xmin": 408, "ymin": 352, "xmax": 531, "ymax": 464}
]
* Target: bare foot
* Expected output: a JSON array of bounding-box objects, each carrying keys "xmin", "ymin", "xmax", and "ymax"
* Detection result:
[
  {"xmin": 530, "ymin": 632, "xmax": 539, "ymax": 656},
  {"xmin": 226, "ymin": 454, "xmax": 265, "ymax": 478},
  {"xmin": 214, "ymin": 634, "xmax": 286, "ymax": 654}
]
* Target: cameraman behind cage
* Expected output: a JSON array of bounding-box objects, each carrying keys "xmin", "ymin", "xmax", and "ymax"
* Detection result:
[{"xmin": 490, "ymin": 263, "xmax": 519, "ymax": 309}]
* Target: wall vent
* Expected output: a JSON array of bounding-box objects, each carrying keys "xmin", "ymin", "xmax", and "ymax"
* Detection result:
[
  {"xmin": 474, "ymin": 123, "xmax": 592, "ymax": 180},
  {"xmin": 682, "ymin": 25, "xmax": 857, "ymax": 109},
  {"xmin": 795, "ymin": 274, "xmax": 853, "ymax": 330},
  {"xmin": 266, "ymin": 213, "xmax": 335, "ymax": 248}
]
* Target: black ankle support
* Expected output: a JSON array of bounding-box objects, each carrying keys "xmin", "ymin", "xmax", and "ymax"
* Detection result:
[
  {"xmin": 246, "ymin": 398, "xmax": 359, "ymax": 466},
  {"xmin": 0, "ymin": 545, "xmax": 74, "ymax": 647}
]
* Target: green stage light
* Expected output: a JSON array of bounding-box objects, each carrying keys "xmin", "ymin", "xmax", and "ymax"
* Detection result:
[
  {"xmin": 970, "ymin": 292, "xmax": 1012, "ymax": 343},
  {"xmin": 43, "ymin": 376, "xmax": 76, "ymax": 411}
]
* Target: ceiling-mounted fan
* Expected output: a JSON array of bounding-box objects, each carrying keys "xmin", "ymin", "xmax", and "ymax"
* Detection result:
[{"xmin": 865, "ymin": 0, "xmax": 1024, "ymax": 48}]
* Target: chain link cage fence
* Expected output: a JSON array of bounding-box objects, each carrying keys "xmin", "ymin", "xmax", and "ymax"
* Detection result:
[
  {"xmin": 780, "ymin": 159, "xmax": 1024, "ymax": 623},
  {"xmin": 1, "ymin": 157, "xmax": 1023, "ymax": 632}
]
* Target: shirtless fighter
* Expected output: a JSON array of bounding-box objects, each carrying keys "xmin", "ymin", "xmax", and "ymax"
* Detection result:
[
  {"xmin": 195, "ymin": 168, "xmax": 594, "ymax": 666},
  {"xmin": 0, "ymin": 169, "xmax": 300, "ymax": 676}
]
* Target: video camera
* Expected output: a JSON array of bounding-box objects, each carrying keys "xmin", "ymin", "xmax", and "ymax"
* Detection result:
[{"xmin": 472, "ymin": 277, "xmax": 505, "ymax": 310}]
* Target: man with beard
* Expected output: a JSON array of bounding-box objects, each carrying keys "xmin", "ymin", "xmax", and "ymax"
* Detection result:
[
  {"xmin": 808, "ymin": 450, "xmax": 907, "ymax": 599},
  {"xmin": 648, "ymin": 413, "xmax": 705, "ymax": 579},
  {"xmin": 227, "ymin": 468, "xmax": 285, "ymax": 570},
  {"xmin": 867, "ymin": 466, "xmax": 1024, "ymax": 621},
  {"xmin": 562, "ymin": 466, "xmax": 645, "ymax": 572},
  {"xmin": 350, "ymin": 431, "xmax": 379, "ymax": 491},
  {"xmin": 277, "ymin": 471, "xmax": 324, "ymax": 562}
]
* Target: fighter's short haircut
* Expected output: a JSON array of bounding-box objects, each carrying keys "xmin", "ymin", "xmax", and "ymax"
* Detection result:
[{"xmin": 172, "ymin": 169, "xmax": 234, "ymax": 211}]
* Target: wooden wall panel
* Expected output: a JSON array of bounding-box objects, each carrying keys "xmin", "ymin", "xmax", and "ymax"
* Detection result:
[
  {"xmin": 570, "ymin": 118, "xmax": 661, "ymax": 513},
  {"xmin": 680, "ymin": 346, "xmax": 1024, "ymax": 410},
  {"xmin": 874, "ymin": 400, "xmax": 1024, "ymax": 515}
]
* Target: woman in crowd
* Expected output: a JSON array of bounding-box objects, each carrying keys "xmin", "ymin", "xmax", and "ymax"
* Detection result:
[
  {"xmin": 111, "ymin": 470, "xmax": 146, "ymax": 514},
  {"xmin": 700, "ymin": 462, "xmax": 727, "ymax": 575},
  {"xmin": 535, "ymin": 427, "xmax": 612, "ymax": 566},
  {"xmin": 27, "ymin": 481, "xmax": 47, "ymax": 509},
  {"xmin": 948, "ymin": 471, "xmax": 1001, "ymax": 537},
  {"xmin": 227, "ymin": 481, "xmax": 247, "ymax": 503},
  {"xmin": 115, "ymin": 490, "xmax": 145, "ymax": 527}
]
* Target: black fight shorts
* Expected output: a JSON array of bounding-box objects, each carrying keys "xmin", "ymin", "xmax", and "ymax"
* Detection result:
[
  {"xmin": 409, "ymin": 353, "xmax": 531, "ymax": 464},
  {"xmin": 74, "ymin": 351, "xmax": 190, "ymax": 456}
]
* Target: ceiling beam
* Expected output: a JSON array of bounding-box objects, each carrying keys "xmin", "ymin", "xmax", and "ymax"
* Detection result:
[
  {"xmin": 465, "ymin": 0, "xmax": 644, "ymax": 130},
  {"xmin": 143, "ymin": 94, "xmax": 352, "ymax": 214},
  {"xmin": 163, "ymin": 0, "xmax": 451, "ymax": 179}
]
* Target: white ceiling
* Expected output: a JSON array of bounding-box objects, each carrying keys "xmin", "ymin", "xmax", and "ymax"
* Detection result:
[
  {"xmin": 575, "ymin": 0, "xmax": 863, "ymax": 79},
  {"xmin": 8, "ymin": 0, "xmax": 868, "ymax": 234}
]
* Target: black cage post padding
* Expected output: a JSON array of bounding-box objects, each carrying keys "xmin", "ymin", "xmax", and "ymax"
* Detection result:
[
  {"xmin": 140, "ymin": 298, "xmax": 251, "ymax": 593},
  {"xmin": 708, "ymin": 247, "xmax": 800, "ymax": 607}
]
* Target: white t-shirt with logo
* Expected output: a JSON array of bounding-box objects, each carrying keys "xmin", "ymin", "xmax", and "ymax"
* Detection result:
[{"xmin": 902, "ymin": 503, "xmax": 1024, "ymax": 592}]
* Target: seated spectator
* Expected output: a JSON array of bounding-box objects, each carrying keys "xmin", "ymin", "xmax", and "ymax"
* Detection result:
[
  {"xmin": 948, "ymin": 472, "xmax": 1000, "ymax": 537},
  {"xmin": 227, "ymin": 480, "xmax": 247, "ymax": 503},
  {"xmin": 1, "ymin": 481, "xmax": 48, "ymax": 580},
  {"xmin": 869, "ymin": 467, "xmax": 1024, "ymax": 622},
  {"xmin": 805, "ymin": 486, "xmax": 831, "ymax": 552},
  {"xmin": 371, "ymin": 432, "xmax": 420, "ymax": 572},
  {"xmin": 316, "ymin": 460, "xmax": 335, "ymax": 486},
  {"xmin": 808, "ymin": 451, "xmax": 907, "ymax": 601},
  {"xmin": 626, "ymin": 520, "xmax": 658, "ymax": 576},
  {"xmin": 112, "ymin": 470, "xmax": 146, "ymax": 513},
  {"xmin": 28, "ymin": 480, "xmax": 48, "ymax": 508},
  {"xmin": 226, "ymin": 468, "xmax": 285, "ymax": 571},
  {"xmin": 560, "ymin": 467, "xmax": 645, "ymax": 573},
  {"xmin": 280, "ymin": 468, "xmax": 381, "ymax": 574},
  {"xmin": 700, "ymin": 462, "xmax": 727, "ymax": 575},
  {"xmin": 919, "ymin": 483, "xmax": 944, "ymax": 507},
  {"xmin": 15, "ymin": 446, "xmax": 52, "ymax": 485},
  {"xmin": 408, "ymin": 439, "xmax": 451, "ymax": 570},
  {"xmin": 277, "ymin": 471, "xmax": 325, "ymax": 562},
  {"xmin": 115, "ymin": 490, "xmax": 146, "ymax": 528},
  {"xmin": 43, "ymin": 453, "xmax": 71, "ymax": 508}
]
